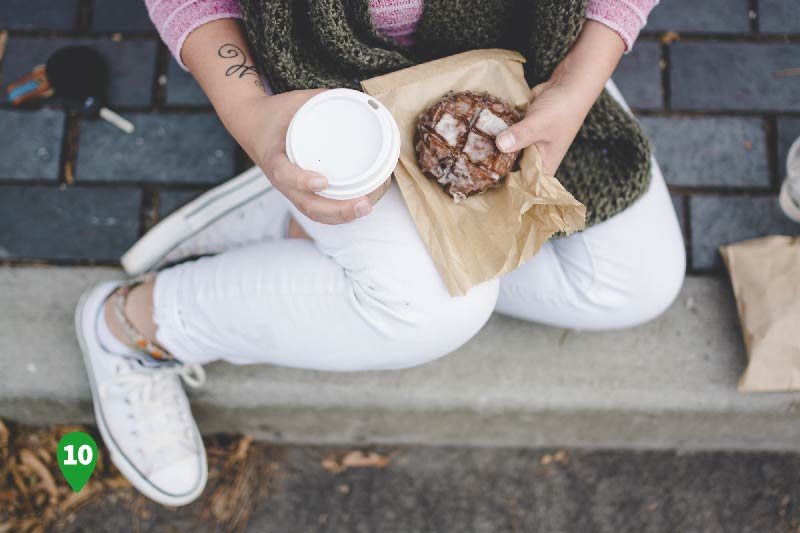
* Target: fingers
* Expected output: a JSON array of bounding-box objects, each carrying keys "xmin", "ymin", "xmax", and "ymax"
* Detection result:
[
  {"xmin": 496, "ymin": 114, "xmax": 540, "ymax": 154},
  {"xmin": 529, "ymin": 81, "xmax": 550, "ymax": 100},
  {"xmin": 269, "ymin": 152, "xmax": 328, "ymax": 193},
  {"xmin": 496, "ymin": 81, "xmax": 553, "ymax": 154},
  {"xmin": 291, "ymin": 191, "xmax": 372, "ymax": 224},
  {"xmin": 267, "ymin": 152, "xmax": 374, "ymax": 224}
]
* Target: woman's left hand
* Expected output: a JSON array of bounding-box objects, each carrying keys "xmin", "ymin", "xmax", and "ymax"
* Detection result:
[
  {"xmin": 494, "ymin": 20, "xmax": 627, "ymax": 176},
  {"xmin": 495, "ymin": 78, "xmax": 592, "ymax": 176}
]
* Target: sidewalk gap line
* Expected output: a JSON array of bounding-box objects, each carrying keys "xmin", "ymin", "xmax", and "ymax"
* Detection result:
[
  {"xmin": 0, "ymin": 103, "xmax": 214, "ymax": 114},
  {"xmin": 140, "ymin": 186, "xmax": 161, "ymax": 236},
  {"xmin": 636, "ymin": 110, "xmax": 800, "ymax": 119},
  {"xmin": 763, "ymin": 115, "xmax": 780, "ymax": 191},
  {"xmin": 76, "ymin": 0, "xmax": 93, "ymax": 33},
  {"xmin": 58, "ymin": 112, "xmax": 81, "ymax": 186},
  {"xmin": 638, "ymin": 32, "xmax": 800, "ymax": 43},
  {"xmin": 681, "ymin": 194, "xmax": 692, "ymax": 272},
  {"xmin": 0, "ymin": 258, "xmax": 121, "ymax": 268},
  {"xmin": 153, "ymin": 43, "xmax": 170, "ymax": 109},
  {"xmin": 661, "ymin": 42, "xmax": 671, "ymax": 112},
  {"xmin": 235, "ymin": 146, "xmax": 254, "ymax": 175},
  {"xmin": 3, "ymin": 29, "xmax": 159, "ymax": 40},
  {"xmin": 665, "ymin": 187, "xmax": 778, "ymax": 195},
  {"xmin": 748, "ymin": 0, "xmax": 759, "ymax": 34},
  {"xmin": 0, "ymin": 30, "xmax": 8, "ymax": 74}
]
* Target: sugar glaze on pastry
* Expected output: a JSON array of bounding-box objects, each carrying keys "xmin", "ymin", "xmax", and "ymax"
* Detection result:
[{"xmin": 416, "ymin": 91, "xmax": 523, "ymax": 202}]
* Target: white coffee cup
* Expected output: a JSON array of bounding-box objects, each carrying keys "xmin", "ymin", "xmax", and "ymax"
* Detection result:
[{"xmin": 286, "ymin": 88, "xmax": 401, "ymax": 201}]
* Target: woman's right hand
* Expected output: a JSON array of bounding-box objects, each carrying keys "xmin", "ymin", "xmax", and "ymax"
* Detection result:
[
  {"xmin": 226, "ymin": 90, "xmax": 373, "ymax": 224},
  {"xmin": 181, "ymin": 20, "xmax": 372, "ymax": 224}
]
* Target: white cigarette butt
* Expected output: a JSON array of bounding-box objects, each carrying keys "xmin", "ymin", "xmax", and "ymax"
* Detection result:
[{"xmin": 99, "ymin": 107, "xmax": 135, "ymax": 134}]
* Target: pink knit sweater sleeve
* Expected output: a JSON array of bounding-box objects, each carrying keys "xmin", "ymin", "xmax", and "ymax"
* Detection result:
[
  {"xmin": 586, "ymin": 0, "xmax": 659, "ymax": 51},
  {"xmin": 147, "ymin": 0, "xmax": 657, "ymax": 72},
  {"xmin": 145, "ymin": 0, "xmax": 243, "ymax": 69}
]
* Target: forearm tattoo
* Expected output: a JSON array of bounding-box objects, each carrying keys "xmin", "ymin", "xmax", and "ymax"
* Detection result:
[{"xmin": 218, "ymin": 44, "xmax": 263, "ymax": 88}]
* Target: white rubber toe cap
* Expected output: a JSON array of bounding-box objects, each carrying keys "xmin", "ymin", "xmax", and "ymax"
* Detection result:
[{"xmin": 147, "ymin": 454, "xmax": 206, "ymax": 505}]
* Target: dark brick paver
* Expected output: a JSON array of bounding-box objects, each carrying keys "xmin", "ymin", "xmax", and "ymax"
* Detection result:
[
  {"xmin": 670, "ymin": 42, "xmax": 800, "ymax": 112},
  {"xmin": 77, "ymin": 113, "xmax": 236, "ymax": 184},
  {"xmin": 0, "ymin": 186, "xmax": 141, "ymax": 261},
  {"xmin": 0, "ymin": 1, "xmax": 798, "ymax": 269},
  {"xmin": 1, "ymin": 37, "xmax": 158, "ymax": 107},
  {"xmin": 759, "ymin": 0, "xmax": 800, "ymax": 34},
  {"xmin": 159, "ymin": 190, "xmax": 203, "ymax": 217},
  {"xmin": 165, "ymin": 59, "xmax": 210, "ymax": 107},
  {"xmin": 690, "ymin": 195, "xmax": 800, "ymax": 270},
  {"xmin": 92, "ymin": 0, "xmax": 156, "ymax": 33},
  {"xmin": 612, "ymin": 41, "xmax": 662, "ymax": 110},
  {"xmin": 646, "ymin": 0, "xmax": 752, "ymax": 33},
  {"xmin": 641, "ymin": 117, "xmax": 770, "ymax": 188},
  {"xmin": 0, "ymin": 109, "xmax": 65, "ymax": 181},
  {"xmin": 671, "ymin": 194, "xmax": 686, "ymax": 238},
  {"xmin": 0, "ymin": 0, "xmax": 79, "ymax": 31},
  {"xmin": 778, "ymin": 118, "xmax": 800, "ymax": 180}
]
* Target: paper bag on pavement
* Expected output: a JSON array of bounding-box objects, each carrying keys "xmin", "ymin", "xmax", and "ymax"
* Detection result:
[{"xmin": 720, "ymin": 235, "xmax": 800, "ymax": 391}]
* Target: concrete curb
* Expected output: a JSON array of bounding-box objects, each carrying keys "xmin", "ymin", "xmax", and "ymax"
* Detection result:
[{"xmin": 3, "ymin": 266, "xmax": 800, "ymax": 451}]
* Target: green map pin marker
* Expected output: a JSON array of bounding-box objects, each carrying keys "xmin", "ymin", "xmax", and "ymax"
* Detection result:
[{"xmin": 57, "ymin": 431, "xmax": 98, "ymax": 493}]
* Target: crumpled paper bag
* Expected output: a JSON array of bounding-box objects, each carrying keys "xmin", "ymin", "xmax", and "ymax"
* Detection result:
[
  {"xmin": 361, "ymin": 49, "xmax": 585, "ymax": 297},
  {"xmin": 720, "ymin": 235, "xmax": 800, "ymax": 391}
]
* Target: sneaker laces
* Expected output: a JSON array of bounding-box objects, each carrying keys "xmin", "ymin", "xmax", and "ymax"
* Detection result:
[{"xmin": 101, "ymin": 362, "xmax": 206, "ymax": 471}]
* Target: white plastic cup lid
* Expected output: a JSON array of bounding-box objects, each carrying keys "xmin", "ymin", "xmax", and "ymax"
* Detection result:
[{"xmin": 286, "ymin": 88, "xmax": 401, "ymax": 200}]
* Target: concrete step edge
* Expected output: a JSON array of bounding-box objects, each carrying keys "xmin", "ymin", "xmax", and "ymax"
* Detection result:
[{"xmin": 2, "ymin": 266, "xmax": 799, "ymax": 451}]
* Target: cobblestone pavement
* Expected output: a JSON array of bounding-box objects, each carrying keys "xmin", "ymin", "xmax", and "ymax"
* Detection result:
[{"xmin": 0, "ymin": 0, "xmax": 799, "ymax": 267}]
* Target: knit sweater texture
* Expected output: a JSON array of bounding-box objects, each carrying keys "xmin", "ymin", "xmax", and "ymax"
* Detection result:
[
  {"xmin": 145, "ymin": 0, "xmax": 658, "ymax": 68},
  {"xmin": 145, "ymin": 0, "xmax": 655, "ymax": 228},
  {"xmin": 239, "ymin": 0, "xmax": 653, "ymax": 228}
]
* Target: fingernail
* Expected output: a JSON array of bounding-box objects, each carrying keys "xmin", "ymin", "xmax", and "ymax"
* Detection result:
[
  {"xmin": 310, "ymin": 177, "xmax": 327, "ymax": 191},
  {"xmin": 354, "ymin": 201, "xmax": 371, "ymax": 218},
  {"xmin": 496, "ymin": 132, "xmax": 515, "ymax": 152}
]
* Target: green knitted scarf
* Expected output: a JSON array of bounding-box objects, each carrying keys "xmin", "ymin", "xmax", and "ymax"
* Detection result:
[{"xmin": 238, "ymin": 0, "xmax": 652, "ymax": 228}]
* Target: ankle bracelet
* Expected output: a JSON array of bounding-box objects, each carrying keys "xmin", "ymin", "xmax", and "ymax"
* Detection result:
[{"xmin": 112, "ymin": 276, "xmax": 177, "ymax": 363}]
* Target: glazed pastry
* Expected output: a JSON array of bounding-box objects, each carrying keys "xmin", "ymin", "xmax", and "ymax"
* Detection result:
[{"xmin": 416, "ymin": 91, "xmax": 522, "ymax": 202}]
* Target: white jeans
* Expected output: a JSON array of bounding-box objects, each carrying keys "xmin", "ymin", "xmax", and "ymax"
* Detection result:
[
  {"xmin": 153, "ymin": 85, "xmax": 685, "ymax": 371},
  {"xmin": 152, "ymin": 157, "xmax": 684, "ymax": 371}
]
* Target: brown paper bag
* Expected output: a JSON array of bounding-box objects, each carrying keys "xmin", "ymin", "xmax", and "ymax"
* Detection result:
[
  {"xmin": 361, "ymin": 49, "xmax": 586, "ymax": 296},
  {"xmin": 720, "ymin": 235, "xmax": 800, "ymax": 391}
]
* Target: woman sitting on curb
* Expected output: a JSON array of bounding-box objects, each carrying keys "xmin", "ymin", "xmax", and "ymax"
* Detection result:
[{"xmin": 75, "ymin": 0, "xmax": 684, "ymax": 505}]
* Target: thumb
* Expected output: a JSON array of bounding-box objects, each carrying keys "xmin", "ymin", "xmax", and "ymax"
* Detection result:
[{"xmin": 495, "ymin": 112, "xmax": 542, "ymax": 154}]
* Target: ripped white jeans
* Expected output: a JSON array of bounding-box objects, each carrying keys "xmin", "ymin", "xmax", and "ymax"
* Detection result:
[{"xmin": 152, "ymin": 83, "xmax": 686, "ymax": 371}]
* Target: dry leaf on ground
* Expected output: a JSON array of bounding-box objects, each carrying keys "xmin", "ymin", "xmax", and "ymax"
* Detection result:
[
  {"xmin": 231, "ymin": 435, "xmax": 254, "ymax": 462},
  {"xmin": 0, "ymin": 32, "xmax": 7, "ymax": 65},
  {"xmin": 2, "ymin": 421, "xmax": 276, "ymax": 533},
  {"xmin": 539, "ymin": 450, "xmax": 569, "ymax": 466},
  {"xmin": 19, "ymin": 449, "xmax": 58, "ymax": 501},
  {"xmin": 660, "ymin": 31, "xmax": 680, "ymax": 44},
  {"xmin": 774, "ymin": 68, "xmax": 800, "ymax": 78},
  {"xmin": 321, "ymin": 450, "xmax": 392, "ymax": 474},
  {"xmin": 199, "ymin": 434, "xmax": 276, "ymax": 533}
]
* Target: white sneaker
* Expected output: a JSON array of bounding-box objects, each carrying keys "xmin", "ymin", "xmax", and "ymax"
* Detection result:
[
  {"xmin": 75, "ymin": 282, "xmax": 208, "ymax": 506},
  {"xmin": 121, "ymin": 166, "xmax": 289, "ymax": 276}
]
